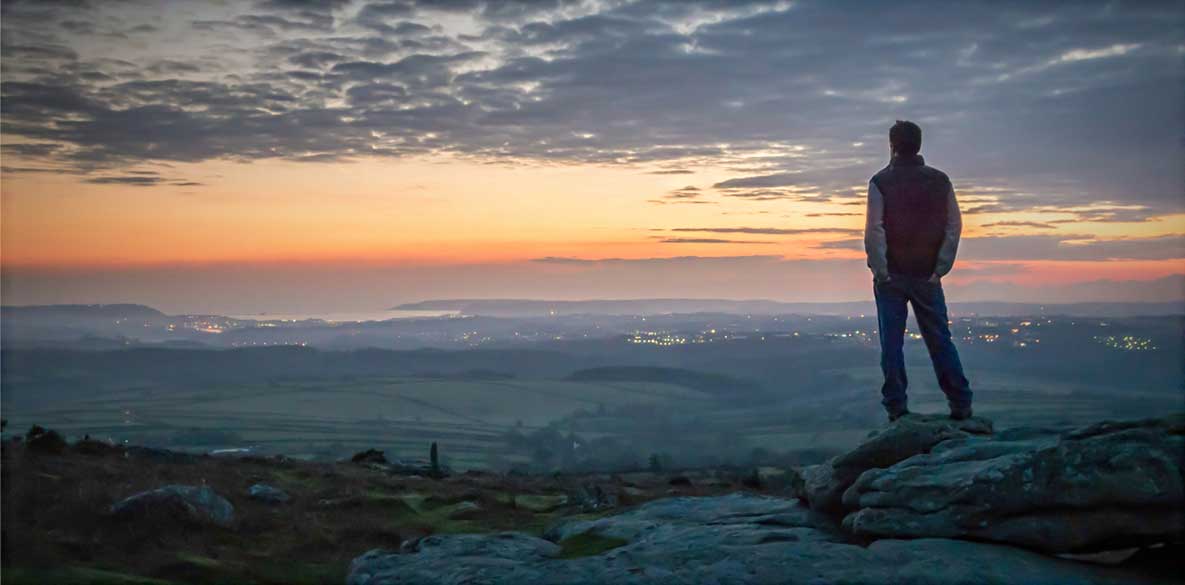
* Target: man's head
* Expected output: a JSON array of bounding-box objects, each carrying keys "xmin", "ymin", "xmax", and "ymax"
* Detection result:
[{"xmin": 889, "ymin": 120, "xmax": 922, "ymax": 157}]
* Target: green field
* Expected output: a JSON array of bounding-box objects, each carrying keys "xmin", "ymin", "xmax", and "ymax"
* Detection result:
[
  {"xmin": 1, "ymin": 377, "xmax": 716, "ymax": 468},
  {"xmin": 5, "ymin": 361, "xmax": 1180, "ymax": 471}
]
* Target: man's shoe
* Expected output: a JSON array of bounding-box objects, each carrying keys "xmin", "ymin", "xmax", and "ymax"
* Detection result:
[
  {"xmin": 949, "ymin": 405, "xmax": 973, "ymax": 420},
  {"xmin": 888, "ymin": 408, "xmax": 910, "ymax": 422}
]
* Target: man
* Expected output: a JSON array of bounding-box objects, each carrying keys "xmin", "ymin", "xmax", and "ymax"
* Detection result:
[{"xmin": 864, "ymin": 120, "xmax": 973, "ymax": 422}]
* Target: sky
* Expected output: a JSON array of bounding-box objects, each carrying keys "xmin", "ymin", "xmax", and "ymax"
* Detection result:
[{"xmin": 1, "ymin": 0, "xmax": 1183, "ymax": 314}]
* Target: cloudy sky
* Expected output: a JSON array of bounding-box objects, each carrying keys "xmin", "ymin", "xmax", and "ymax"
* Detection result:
[{"xmin": 2, "ymin": 0, "xmax": 1183, "ymax": 313}]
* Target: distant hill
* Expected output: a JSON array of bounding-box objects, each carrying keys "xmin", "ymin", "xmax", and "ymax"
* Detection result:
[
  {"xmin": 395, "ymin": 298, "xmax": 1185, "ymax": 318},
  {"xmin": 1, "ymin": 304, "xmax": 166, "ymax": 319}
]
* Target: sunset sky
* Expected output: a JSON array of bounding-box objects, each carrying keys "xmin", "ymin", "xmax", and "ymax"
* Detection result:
[{"xmin": 2, "ymin": 0, "xmax": 1183, "ymax": 313}]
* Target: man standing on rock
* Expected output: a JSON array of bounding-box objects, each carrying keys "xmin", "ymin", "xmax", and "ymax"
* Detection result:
[{"xmin": 864, "ymin": 120, "xmax": 973, "ymax": 422}]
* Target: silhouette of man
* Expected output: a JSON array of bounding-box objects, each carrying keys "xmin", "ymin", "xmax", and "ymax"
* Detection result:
[{"xmin": 864, "ymin": 120, "xmax": 972, "ymax": 422}]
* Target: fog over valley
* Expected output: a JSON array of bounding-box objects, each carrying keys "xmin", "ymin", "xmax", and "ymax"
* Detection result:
[{"xmin": 4, "ymin": 302, "xmax": 1180, "ymax": 471}]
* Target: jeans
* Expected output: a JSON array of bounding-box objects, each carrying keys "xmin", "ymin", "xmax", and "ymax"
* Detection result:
[{"xmin": 873, "ymin": 273, "xmax": 972, "ymax": 413}]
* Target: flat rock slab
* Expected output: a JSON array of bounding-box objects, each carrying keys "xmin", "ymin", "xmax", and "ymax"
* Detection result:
[{"xmin": 347, "ymin": 494, "xmax": 1165, "ymax": 585}]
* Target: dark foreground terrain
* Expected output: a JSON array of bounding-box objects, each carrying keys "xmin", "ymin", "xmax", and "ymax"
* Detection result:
[
  {"xmin": 3, "ymin": 413, "xmax": 1183, "ymax": 585},
  {"xmin": 0, "ymin": 427, "xmax": 770, "ymax": 584}
]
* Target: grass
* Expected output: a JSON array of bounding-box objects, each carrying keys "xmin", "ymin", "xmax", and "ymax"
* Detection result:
[
  {"xmin": 2, "ymin": 567, "xmax": 176, "ymax": 585},
  {"xmin": 556, "ymin": 532, "xmax": 630, "ymax": 559},
  {"xmin": 2, "ymin": 376, "xmax": 713, "ymax": 464},
  {"xmin": 510, "ymin": 493, "xmax": 569, "ymax": 512}
]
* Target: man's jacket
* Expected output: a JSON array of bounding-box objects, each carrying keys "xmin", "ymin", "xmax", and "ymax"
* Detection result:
[{"xmin": 864, "ymin": 153, "xmax": 961, "ymax": 280}]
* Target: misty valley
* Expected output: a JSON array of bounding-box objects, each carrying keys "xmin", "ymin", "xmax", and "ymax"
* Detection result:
[{"xmin": 3, "ymin": 302, "xmax": 1181, "ymax": 473}]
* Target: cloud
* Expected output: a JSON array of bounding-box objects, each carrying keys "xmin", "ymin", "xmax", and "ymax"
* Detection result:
[
  {"xmin": 820, "ymin": 234, "xmax": 1185, "ymax": 261},
  {"xmin": 981, "ymin": 220, "xmax": 1057, "ymax": 229},
  {"xmin": 669, "ymin": 226, "xmax": 861, "ymax": 235},
  {"xmin": 713, "ymin": 173, "xmax": 803, "ymax": 189},
  {"xmin": 962, "ymin": 234, "xmax": 1185, "ymax": 261},
  {"xmin": 719, "ymin": 189, "xmax": 839, "ymax": 202},
  {"xmin": 83, "ymin": 175, "xmax": 167, "ymax": 186},
  {"xmin": 946, "ymin": 274, "xmax": 1185, "ymax": 305},
  {"xmin": 1047, "ymin": 207, "xmax": 1158, "ymax": 223},
  {"xmin": 813, "ymin": 239, "xmax": 863, "ymax": 251},
  {"xmin": 1, "ymin": 142, "xmax": 63, "ymax": 156},
  {"xmin": 531, "ymin": 254, "xmax": 784, "ymax": 265},
  {"xmin": 0, "ymin": 0, "xmax": 1176, "ymax": 212},
  {"xmin": 648, "ymin": 198, "xmax": 716, "ymax": 205},
  {"xmin": 656, "ymin": 237, "xmax": 775, "ymax": 244}
]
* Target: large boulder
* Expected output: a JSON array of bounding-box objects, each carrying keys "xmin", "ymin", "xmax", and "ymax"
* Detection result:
[
  {"xmin": 110, "ymin": 484, "xmax": 235, "ymax": 527},
  {"xmin": 842, "ymin": 415, "xmax": 1185, "ymax": 553},
  {"xmin": 800, "ymin": 414, "xmax": 993, "ymax": 512},
  {"xmin": 346, "ymin": 493, "xmax": 1164, "ymax": 585}
]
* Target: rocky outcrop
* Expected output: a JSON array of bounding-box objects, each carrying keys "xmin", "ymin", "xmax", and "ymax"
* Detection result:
[
  {"xmin": 346, "ymin": 493, "xmax": 1165, "ymax": 585},
  {"xmin": 842, "ymin": 415, "xmax": 1185, "ymax": 553},
  {"xmin": 346, "ymin": 415, "xmax": 1184, "ymax": 584},
  {"xmin": 800, "ymin": 414, "xmax": 993, "ymax": 512},
  {"xmin": 110, "ymin": 484, "xmax": 235, "ymax": 527}
]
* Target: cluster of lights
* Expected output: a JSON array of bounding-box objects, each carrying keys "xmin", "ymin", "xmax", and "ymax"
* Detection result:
[
  {"xmin": 827, "ymin": 331, "xmax": 872, "ymax": 342},
  {"xmin": 459, "ymin": 331, "xmax": 493, "ymax": 345},
  {"xmin": 627, "ymin": 329, "xmax": 821, "ymax": 346},
  {"xmin": 1093, "ymin": 335, "xmax": 1156, "ymax": 351},
  {"xmin": 628, "ymin": 332, "xmax": 693, "ymax": 346},
  {"xmin": 229, "ymin": 341, "xmax": 308, "ymax": 347}
]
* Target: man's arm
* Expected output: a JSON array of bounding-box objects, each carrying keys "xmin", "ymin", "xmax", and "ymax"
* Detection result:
[
  {"xmin": 864, "ymin": 181, "xmax": 890, "ymax": 282},
  {"xmin": 933, "ymin": 183, "xmax": 962, "ymax": 277}
]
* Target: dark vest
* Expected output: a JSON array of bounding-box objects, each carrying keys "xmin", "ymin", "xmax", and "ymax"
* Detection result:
[{"xmin": 870, "ymin": 154, "xmax": 951, "ymax": 278}]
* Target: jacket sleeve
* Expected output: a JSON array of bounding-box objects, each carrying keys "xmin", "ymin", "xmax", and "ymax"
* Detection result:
[
  {"xmin": 933, "ymin": 183, "xmax": 962, "ymax": 277},
  {"xmin": 864, "ymin": 181, "xmax": 890, "ymax": 281}
]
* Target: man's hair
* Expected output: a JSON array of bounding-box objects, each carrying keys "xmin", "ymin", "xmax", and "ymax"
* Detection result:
[{"xmin": 889, "ymin": 120, "xmax": 922, "ymax": 156}]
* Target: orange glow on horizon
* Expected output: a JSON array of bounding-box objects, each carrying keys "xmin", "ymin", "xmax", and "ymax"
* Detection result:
[{"xmin": 3, "ymin": 153, "xmax": 1183, "ymax": 292}]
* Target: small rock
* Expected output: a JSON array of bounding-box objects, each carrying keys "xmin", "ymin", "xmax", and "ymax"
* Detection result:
[
  {"xmin": 448, "ymin": 501, "xmax": 482, "ymax": 519},
  {"xmin": 248, "ymin": 483, "xmax": 290, "ymax": 504}
]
